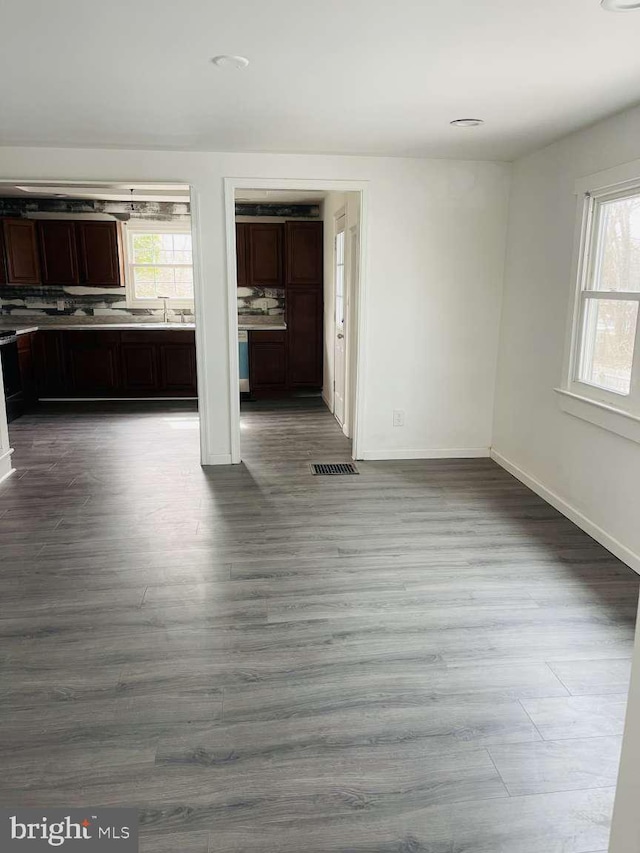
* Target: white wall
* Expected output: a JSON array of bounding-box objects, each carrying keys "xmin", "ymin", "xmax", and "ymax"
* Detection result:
[
  {"xmin": 493, "ymin": 103, "xmax": 640, "ymax": 567},
  {"xmin": 491, "ymin": 103, "xmax": 640, "ymax": 853},
  {"xmin": 0, "ymin": 147, "xmax": 510, "ymax": 463}
]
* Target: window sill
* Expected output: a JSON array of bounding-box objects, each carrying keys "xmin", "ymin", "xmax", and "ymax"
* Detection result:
[{"xmin": 554, "ymin": 388, "xmax": 640, "ymax": 445}]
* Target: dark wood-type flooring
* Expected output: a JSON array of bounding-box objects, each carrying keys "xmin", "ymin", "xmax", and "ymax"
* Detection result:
[{"xmin": 1, "ymin": 398, "xmax": 638, "ymax": 852}]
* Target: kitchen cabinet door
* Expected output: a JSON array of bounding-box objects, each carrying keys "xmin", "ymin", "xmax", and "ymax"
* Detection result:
[
  {"xmin": 236, "ymin": 223, "xmax": 248, "ymax": 288},
  {"xmin": 76, "ymin": 221, "xmax": 122, "ymax": 287},
  {"xmin": 249, "ymin": 331, "xmax": 287, "ymax": 393},
  {"xmin": 38, "ymin": 220, "xmax": 79, "ymax": 285},
  {"xmin": 285, "ymin": 221, "xmax": 323, "ymax": 286},
  {"xmin": 17, "ymin": 333, "xmax": 37, "ymax": 405},
  {"xmin": 0, "ymin": 226, "xmax": 7, "ymax": 283},
  {"xmin": 247, "ymin": 223, "xmax": 283, "ymax": 287},
  {"xmin": 287, "ymin": 286, "xmax": 323, "ymax": 388},
  {"xmin": 158, "ymin": 333, "xmax": 197, "ymax": 394},
  {"xmin": 34, "ymin": 331, "xmax": 67, "ymax": 397},
  {"xmin": 2, "ymin": 219, "xmax": 40, "ymax": 285},
  {"xmin": 65, "ymin": 331, "xmax": 121, "ymax": 395},
  {"xmin": 121, "ymin": 343, "xmax": 159, "ymax": 393}
]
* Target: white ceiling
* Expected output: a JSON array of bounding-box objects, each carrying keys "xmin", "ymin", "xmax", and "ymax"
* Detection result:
[{"xmin": 1, "ymin": 0, "xmax": 640, "ymax": 161}]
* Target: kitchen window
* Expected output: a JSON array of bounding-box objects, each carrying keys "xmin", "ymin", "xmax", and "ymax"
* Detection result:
[
  {"xmin": 124, "ymin": 221, "xmax": 194, "ymax": 307},
  {"xmin": 559, "ymin": 172, "xmax": 640, "ymax": 442}
]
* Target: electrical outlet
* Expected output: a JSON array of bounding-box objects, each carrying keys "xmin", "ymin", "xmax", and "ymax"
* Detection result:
[
  {"xmin": 393, "ymin": 409, "xmax": 405, "ymax": 427},
  {"xmin": 56, "ymin": 299, "xmax": 65, "ymax": 312}
]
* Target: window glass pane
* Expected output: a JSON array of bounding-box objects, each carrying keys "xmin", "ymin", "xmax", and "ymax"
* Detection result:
[
  {"xmin": 129, "ymin": 228, "xmax": 193, "ymax": 302},
  {"xmin": 579, "ymin": 298, "xmax": 638, "ymax": 394},
  {"xmin": 132, "ymin": 234, "xmax": 162, "ymax": 264},
  {"xmin": 593, "ymin": 195, "xmax": 640, "ymax": 292}
]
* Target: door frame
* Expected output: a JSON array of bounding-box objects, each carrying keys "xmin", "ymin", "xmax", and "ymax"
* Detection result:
[
  {"xmin": 223, "ymin": 177, "xmax": 369, "ymax": 463},
  {"xmin": 331, "ymin": 207, "xmax": 347, "ymax": 429}
]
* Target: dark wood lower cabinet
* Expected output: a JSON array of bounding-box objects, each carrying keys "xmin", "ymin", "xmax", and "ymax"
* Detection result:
[
  {"xmin": 66, "ymin": 331, "xmax": 121, "ymax": 396},
  {"xmin": 17, "ymin": 332, "xmax": 37, "ymax": 405},
  {"xmin": 34, "ymin": 330, "xmax": 197, "ymax": 398},
  {"xmin": 249, "ymin": 331, "xmax": 287, "ymax": 395},
  {"xmin": 159, "ymin": 341, "xmax": 197, "ymax": 393},
  {"xmin": 121, "ymin": 342, "xmax": 159, "ymax": 393}
]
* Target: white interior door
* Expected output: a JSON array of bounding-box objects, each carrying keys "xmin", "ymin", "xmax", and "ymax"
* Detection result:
[{"xmin": 333, "ymin": 215, "xmax": 346, "ymax": 427}]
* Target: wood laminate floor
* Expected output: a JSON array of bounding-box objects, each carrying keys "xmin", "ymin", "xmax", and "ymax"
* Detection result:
[{"xmin": 1, "ymin": 398, "xmax": 638, "ymax": 853}]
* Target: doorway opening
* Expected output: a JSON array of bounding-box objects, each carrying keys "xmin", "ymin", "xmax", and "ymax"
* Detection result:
[
  {"xmin": 225, "ymin": 180, "xmax": 367, "ymax": 467},
  {"xmin": 0, "ymin": 180, "xmax": 204, "ymax": 479}
]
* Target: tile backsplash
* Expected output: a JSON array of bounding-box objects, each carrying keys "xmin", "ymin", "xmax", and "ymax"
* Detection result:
[
  {"xmin": 0, "ymin": 197, "xmax": 193, "ymax": 320},
  {"xmin": 238, "ymin": 286, "xmax": 285, "ymax": 317}
]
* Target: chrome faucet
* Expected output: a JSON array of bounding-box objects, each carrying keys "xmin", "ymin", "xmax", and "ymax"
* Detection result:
[{"xmin": 160, "ymin": 297, "xmax": 170, "ymax": 324}]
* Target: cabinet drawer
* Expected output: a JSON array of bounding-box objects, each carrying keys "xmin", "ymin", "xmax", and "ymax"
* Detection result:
[{"xmin": 249, "ymin": 330, "xmax": 286, "ymax": 344}]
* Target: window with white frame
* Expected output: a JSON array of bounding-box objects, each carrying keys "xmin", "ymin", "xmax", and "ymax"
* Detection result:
[
  {"xmin": 570, "ymin": 185, "xmax": 640, "ymax": 413},
  {"xmin": 124, "ymin": 221, "xmax": 194, "ymax": 306}
]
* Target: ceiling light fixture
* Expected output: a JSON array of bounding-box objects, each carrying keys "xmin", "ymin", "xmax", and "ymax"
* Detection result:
[
  {"xmin": 211, "ymin": 55, "xmax": 250, "ymax": 69},
  {"xmin": 450, "ymin": 118, "xmax": 484, "ymax": 128},
  {"xmin": 601, "ymin": 0, "xmax": 640, "ymax": 9}
]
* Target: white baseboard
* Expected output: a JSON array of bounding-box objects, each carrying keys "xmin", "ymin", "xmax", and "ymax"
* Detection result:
[
  {"xmin": 361, "ymin": 447, "xmax": 490, "ymax": 460},
  {"xmin": 0, "ymin": 448, "xmax": 15, "ymax": 486},
  {"xmin": 201, "ymin": 453, "xmax": 233, "ymax": 466},
  {"xmin": 491, "ymin": 448, "xmax": 640, "ymax": 576}
]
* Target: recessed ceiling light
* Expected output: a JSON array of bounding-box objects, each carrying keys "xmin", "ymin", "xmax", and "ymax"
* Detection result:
[
  {"xmin": 211, "ymin": 55, "xmax": 250, "ymax": 69},
  {"xmin": 601, "ymin": 0, "xmax": 640, "ymax": 9},
  {"xmin": 450, "ymin": 118, "xmax": 484, "ymax": 128}
]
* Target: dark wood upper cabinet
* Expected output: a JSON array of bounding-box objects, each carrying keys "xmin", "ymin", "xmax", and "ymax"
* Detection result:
[
  {"xmin": 247, "ymin": 223, "xmax": 283, "ymax": 287},
  {"xmin": 285, "ymin": 221, "xmax": 323, "ymax": 286},
  {"xmin": 2, "ymin": 219, "xmax": 40, "ymax": 284},
  {"xmin": 38, "ymin": 220, "xmax": 79, "ymax": 285},
  {"xmin": 76, "ymin": 221, "xmax": 122, "ymax": 287},
  {"xmin": 287, "ymin": 285, "xmax": 323, "ymax": 388},
  {"xmin": 236, "ymin": 223, "xmax": 248, "ymax": 288}
]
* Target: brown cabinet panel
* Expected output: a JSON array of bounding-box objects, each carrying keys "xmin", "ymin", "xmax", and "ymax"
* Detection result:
[
  {"xmin": 249, "ymin": 332, "xmax": 287, "ymax": 392},
  {"xmin": 287, "ymin": 285, "xmax": 323, "ymax": 388},
  {"xmin": 76, "ymin": 221, "xmax": 122, "ymax": 287},
  {"xmin": 2, "ymin": 219, "xmax": 40, "ymax": 284},
  {"xmin": 236, "ymin": 223, "xmax": 248, "ymax": 288},
  {"xmin": 65, "ymin": 331, "xmax": 121, "ymax": 395},
  {"xmin": 285, "ymin": 221, "xmax": 323, "ymax": 286},
  {"xmin": 0, "ymin": 225, "xmax": 7, "ymax": 283},
  {"xmin": 34, "ymin": 331, "xmax": 67, "ymax": 397},
  {"xmin": 121, "ymin": 343, "xmax": 158, "ymax": 392},
  {"xmin": 17, "ymin": 333, "xmax": 37, "ymax": 405},
  {"xmin": 158, "ymin": 342, "xmax": 197, "ymax": 393},
  {"xmin": 38, "ymin": 221, "xmax": 79, "ymax": 285},
  {"xmin": 247, "ymin": 223, "xmax": 283, "ymax": 287}
]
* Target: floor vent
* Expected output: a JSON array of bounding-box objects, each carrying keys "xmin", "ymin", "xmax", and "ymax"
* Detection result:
[{"xmin": 310, "ymin": 462, "xmax": 359, "ymax": 476}]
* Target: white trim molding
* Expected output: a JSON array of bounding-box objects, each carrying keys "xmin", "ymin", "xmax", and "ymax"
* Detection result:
[
  {"xmin": 223, "ymin": 177, "xmax": 370, "ymax": 465},
  {"xmin": 491, "ymin": 448, "xmax": 640, "ymax": 576},
  {"xmin": 0, "ymin": 448, "xmax": 15, "ymax": 486},
  {"xmin": 555, "ymin": 387, "xmax": 640, "ymax": 444},
  {"xmin": 361, "ymin": 447, "xmax": 490, "ymax": 461}
]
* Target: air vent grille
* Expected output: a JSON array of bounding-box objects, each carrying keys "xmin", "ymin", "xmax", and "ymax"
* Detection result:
[{"xmin": 310, "ymin": 463, "xmax": 359, "ymax": 476}]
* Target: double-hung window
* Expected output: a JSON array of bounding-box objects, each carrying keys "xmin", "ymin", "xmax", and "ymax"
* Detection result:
[
  {"xmin": 568, "ymin": 184, "xmax": 640, "ymax": 418},
  {"xmin": 124, "ymin": 221, "xmax": 194, "ymax": 308}
]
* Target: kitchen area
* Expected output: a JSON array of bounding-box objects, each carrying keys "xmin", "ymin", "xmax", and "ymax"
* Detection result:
[
  {"xmin": 235, "ymin": 191, "xmax": 324, "ymax": 399},
  {"xmin": 0, "ymin": 182, "xmax": 197, "ymax": 437}
]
